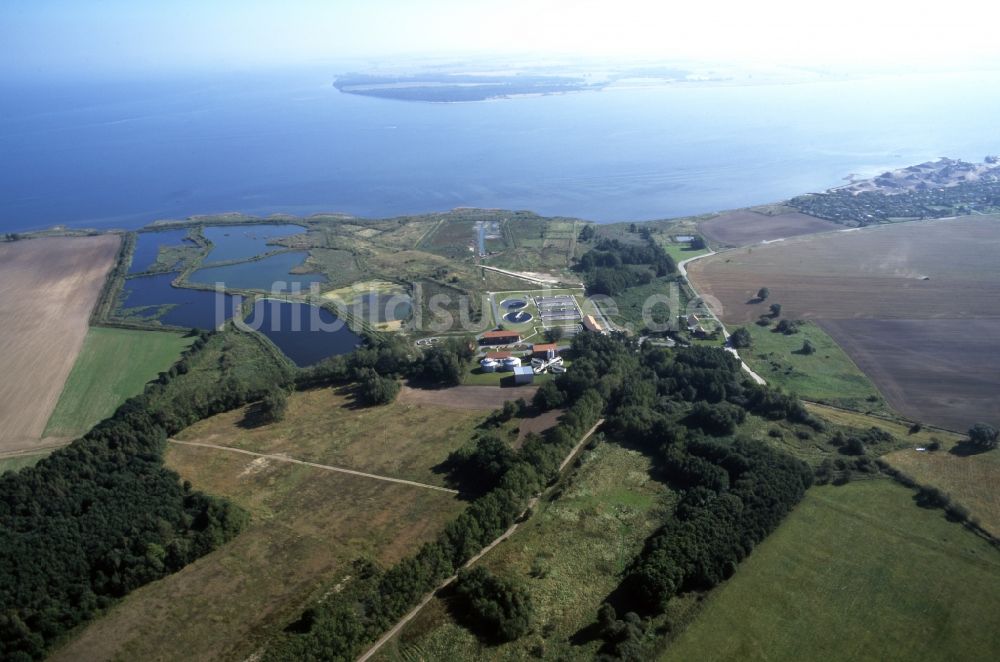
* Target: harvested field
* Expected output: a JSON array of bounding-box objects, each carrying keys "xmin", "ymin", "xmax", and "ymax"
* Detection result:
[
  {"xmin": 698, "ymin": 210, "xmax": 840, "ymax": 247},
  {"xmin": 688, "ymin": 215, "xmax": 1000, "ymax": 325},
  {"xmin": 51, "ymin": 445, "xmax": 464, "ymax": 662},
  {"xmin": 688, "ymin": 216, "xmax": 1000, "ymax": 429},
  {"xmin": 398, "ymin": 384, "xmax": 538, "ymax": 411},
  {"xmin": 0, "ymin": 235, "xmax": 120, "ymax": 453},
  {"xmin": 819, "ymin": 319, "xmax": 1000, "ymax": 432}
]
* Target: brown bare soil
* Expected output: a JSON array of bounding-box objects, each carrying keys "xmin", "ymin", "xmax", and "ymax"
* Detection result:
[
  {"xmin": 819, "ymin": 319, "xmax": 1000, "ymax": 432},
  {"xmin": 0, "ymin": 236, "xmax": 120, "ymax": 452},
  {"xmin": 515, "ymin": 408, "xmax": 564, "ymax": 445},
  {"xmin": 51, "ymin": 446, "xmax": 463, "ymax": 662},
  {"xmin": 689, "ymin": 216, "xmax": 1000, "ymax": 325},
  {"xmin": 398, "ymin": 384, "xmax": 538, "ymax": 410},
  {"xmin": 687, "ymin": 215, "xmax": 1000, "ymax": 432},
  {"xmin": 698, "ymin": 210, "xmax": 841, "ymax": 247}
]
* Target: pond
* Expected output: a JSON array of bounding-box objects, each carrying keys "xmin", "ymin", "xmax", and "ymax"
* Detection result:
[
  {"xmin": 243, "ymin": 299, "xmax": 363, "ymax": 366},
  {"xmin": 117, "ymin": 272, "xmax": 238, "ymax": 329},
  {"xmin": 201, "ymin": 224, "xmax": 307, "ymax": 263},
  {"xmin": 128, "ymin": 229, "xmax": 193, "ymax": 273},
  {"xmin": 189, "ymin": 251, "xmax": 326, "ymax": 293}
]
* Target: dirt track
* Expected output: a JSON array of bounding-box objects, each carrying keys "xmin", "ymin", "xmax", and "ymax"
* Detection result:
[
  {"xmin": 356, "ymin": 418, "xmax": 604, "ymax": 662},
  {"xmin": 0, "ymin": 236, "xmax": 120, "ymax": 452},
  {"xmin": 398, "ymin": 383, "xmax": 538, "ymax": 410}
]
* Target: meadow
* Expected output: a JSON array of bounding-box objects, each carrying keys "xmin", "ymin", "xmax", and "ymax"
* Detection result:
[
  {"xmin": 659, "ymin": 480, "xmax": 1000, "ymax": 662},
  {"xmin": 174, "ymin": 387, "xmax": 487, "ymax": 487},
  {"xmin": 738, "ymin": 320, "xmax": 888, "ymax": 413},
  {"xmin": 377, "ymin": 441, "xmax": 675, "ymax": 661},
  {"xmin": 44, "ymin": 327, "xmax": 196, "ymax": 438},
  {"xmin": 50, "ymin": 369, "xmax": 490, "ymax": 661},
  {"xmin": 884, "ymin": 441, "xmax": 1000, "ymax": 538},
  {"xmin": 51, "ymin": 446, "xmax": 464, "ymax": 662}
]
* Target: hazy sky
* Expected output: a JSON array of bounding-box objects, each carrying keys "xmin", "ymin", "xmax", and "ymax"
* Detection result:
[{"xmin": 3, "ymin": 0, "xmax": 1000, "ymax": 77}]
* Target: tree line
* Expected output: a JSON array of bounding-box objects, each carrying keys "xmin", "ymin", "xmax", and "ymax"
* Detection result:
[
  {"xmin": 0, "ymin": 329, "xmax": 293, "ymax": 661},
  {"xmin": 265, "ymin": 383, "xmax": 605, "ymax": 660}
]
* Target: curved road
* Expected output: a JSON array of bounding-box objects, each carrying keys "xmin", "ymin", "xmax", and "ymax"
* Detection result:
[{"xmin": 677, "ymin": 250, "xmax": 767, "ymax": 386}]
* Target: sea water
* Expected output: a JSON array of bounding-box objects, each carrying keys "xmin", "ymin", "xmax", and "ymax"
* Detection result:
[{"xmin": 3, "ymin": 68, "xmax": 1000, "ymax": 232}]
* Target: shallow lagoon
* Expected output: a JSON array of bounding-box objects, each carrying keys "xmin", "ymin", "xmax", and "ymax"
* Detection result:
[
  {"xmin": 128, "ymin": 229, "xmax": 192, "ymax": 274},
  {"xmin": 201, "ymin": 224, "xmax": 306, "ymax": 263},
  {"xmin": 189, "ymin": 250, "xmax": 326, "ymax": 293},
  {"xmin": 244, "ymin": 299, "xmax": 363, "ymax": 366},
  {"xmin": 118, "ymin": 272, "xmax": 237, "ymax": 329}
]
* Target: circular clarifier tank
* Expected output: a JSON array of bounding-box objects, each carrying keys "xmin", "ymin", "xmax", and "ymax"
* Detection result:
[
  {"xmin": 499, "ymin": 298, "xmax": 527, "ymax": 310},
  {"xmin": 503, "ymin": 311, "xmax": 533, "ymax": 324}
]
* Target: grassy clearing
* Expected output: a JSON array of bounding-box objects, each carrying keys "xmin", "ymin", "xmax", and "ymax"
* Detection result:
[
  {"xmin": 379, "ymin": 441, "xmax": 675, "ymax": 662},
  {"xmin": 740, "ymin": 320, "xmax": 889, "ymax": 413},
  {"xmin": 43, "ymin": 327, "xmax": 196, "ymax": 438},
  {"xmin": 598, "ymin": 277, "xmax": 681, "ymax": 333},
  {"xmin": 0, "ymin": 451, "xmax": 52, "ymax": 474},
  {"xmin": 660, "ymin": 240, "xmax": 709, "ymax": 264},
  {"xmin": 174, "ymin": 388, "xmax": 486, "ymax": 487},
  {"xmin": 659, "ymin": 480, "xmax": 1000, "ymax": 662},
  {"xmin": 52, "ymin": 444, "xmax": 464, "ymax": 662},
  {"xmin": 805, "ymin": 403, "xmax": 963, "ymax": 447},
  {"xmin": 883, "ymin": 439, "xmax": 1000, "ymax": 538}
]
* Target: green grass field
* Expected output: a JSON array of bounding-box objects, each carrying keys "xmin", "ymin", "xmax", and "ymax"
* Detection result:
[
  {"xmin": 44, "ymin": 327, "xmax": 196, "ymax": 438},
  {"xmin": 661, "ymin": 240, "xmax": 709, "ymax": 264},
  {"xmin": 0, "ymin": 452, "xmax": 51, "ymax": 474},
  {"xmin": 379, "ymin": 441, "xmax": 676, "ymax": 661},
  {"xmin": 739, "ymin": 320, "xmax": 889, "ymax": 413},
  {"xmin": 659, "ymin": 480, "xmax": 1000, "ymax": 662}
]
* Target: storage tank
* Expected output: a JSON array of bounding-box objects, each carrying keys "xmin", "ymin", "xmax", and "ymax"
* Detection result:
[
  {"xmin": 480, "ymin": 358, "xmax": 498, "ymax": 373},
  {"xmin": 501, "ymin": 356, "xmax": 522, "ymax": 371}
]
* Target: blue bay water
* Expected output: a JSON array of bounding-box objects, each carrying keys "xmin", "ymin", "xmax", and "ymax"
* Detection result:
[{"xmin": 3, "ymin": 68, "xmax": 1000, "ymax": 233}]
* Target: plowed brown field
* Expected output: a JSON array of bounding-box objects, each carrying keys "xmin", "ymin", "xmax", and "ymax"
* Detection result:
[
  {"xmin": 698, "ymin": 210, "xmax": 841, "ymax": 247},
  {"xmin": 0, "ymin": 235, "xmax": 120, "ymax": 452},
  {"xmin": 688, "ymin": 215, "xmax": 1000, "ymax": 431}
]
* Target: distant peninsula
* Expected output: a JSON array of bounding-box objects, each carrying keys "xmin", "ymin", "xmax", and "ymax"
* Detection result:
[{"xmin": 332, "ymin": 64, "xmax": 718, "ymax": 102}]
